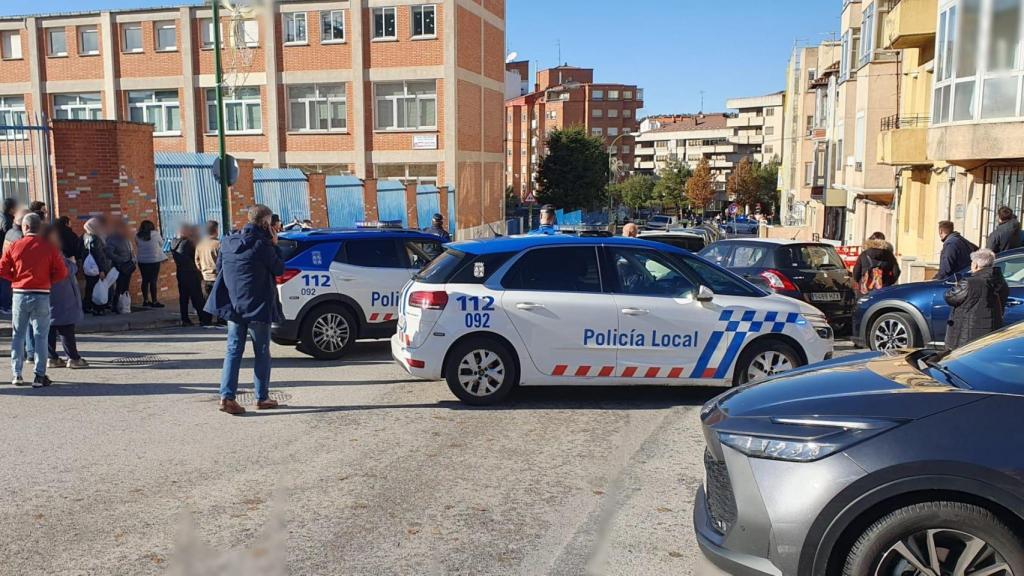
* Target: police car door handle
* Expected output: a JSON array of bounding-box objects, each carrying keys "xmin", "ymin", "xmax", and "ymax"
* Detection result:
[
  {"xmin": 621, "ymin": 307, "xmax": 650, "ymax": 316},
  {"xmin": 516, "ymin": 302, "xmax": 546, "ymax": 311},
  {"xmin": 337, "ymin": 276, "xmax": 356, "ymax": 282}
]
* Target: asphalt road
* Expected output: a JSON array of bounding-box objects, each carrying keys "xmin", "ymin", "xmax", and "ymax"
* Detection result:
[{"xmin": 0, "ymin": 329, "xmax": 859, "ymax": 576}]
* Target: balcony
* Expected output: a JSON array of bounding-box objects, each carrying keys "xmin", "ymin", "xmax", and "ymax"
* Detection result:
[
  {"xmin": 729, "ymin": 134, "xmax": 764, "ymax": 145},
  {"xmin": 882, "ymin": 0, "xmax": 938, "ymax": 50},
  {"xmin": 634, "ymin": 145, "xmax": 655, "ymax": 156},
  {"xmin": 727, "ymin": 115, "xmax": 764, "ymax": 128},
  {"xmin": 878, "ymin": 114, "xmax": 930, "ymax": 165}
]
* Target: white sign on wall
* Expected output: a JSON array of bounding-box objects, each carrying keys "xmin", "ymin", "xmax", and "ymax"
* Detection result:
[{"xmin": 413, "ymin": 134, "xmax": 438, "ymax": 150}]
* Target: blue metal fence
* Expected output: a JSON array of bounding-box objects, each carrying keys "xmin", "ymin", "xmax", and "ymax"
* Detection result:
[
  {"xmin": 415, "ymin": 185, "xmax": 440, "ymax": 231},
  {"xmin": 325, "ymin": 174, "xmax": 364, "ymax": 228},
  {"xmin": 561, "ymin": 210, "xmax": 583, "ymax": 226},
  {"xmin": 448, "ymin": 188, "xmax": 456, "ymax": 237},
  {"xmin": 376, "ymin": 180, "xmax": 407, "ymax": 226},
  {"xmin": 154, "ymin": 152, "xmax": 223, "ymax": 243},
  {"xmin": 254, "ymin": 168, "xmax": 310, "ymax": 224}
]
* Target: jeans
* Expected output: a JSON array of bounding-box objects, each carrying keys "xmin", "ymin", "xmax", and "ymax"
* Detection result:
[
  {"xmin": 11, "ymin": 292, "xmax": 51, "ymax": 378},
  {"xmin": 219, "ymin": 320, "xmax": 271, "ymax": 402}
]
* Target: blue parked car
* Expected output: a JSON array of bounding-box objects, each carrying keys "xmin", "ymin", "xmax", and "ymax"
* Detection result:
[
  {"xmin": 723, "ymin": 216, "xmax": 760, "ymax": 235},
  {"xmin": 852, "ymin": 247, "xmax": 1024, "ymax": 350}
]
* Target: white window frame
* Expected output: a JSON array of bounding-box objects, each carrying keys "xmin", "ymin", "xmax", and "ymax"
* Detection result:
[
  {"xmin": 592, "ymin": 89, "xmax": 604, "ymax": 100},
  {"xmin": 373, "ymin": 80, "xmax": 437, "ymax": 131},
  {"xmin": 608, "ymin": 90, "xmax": 620, "ymax": 100},
  {"xmin": 288, "ymin": 83, "xmax": 347, "ymax": 132},
  {"xmin": 230, "ymin": 19, "xmax": 259, "ymax": 48},
  {"xmin": 591, "ymin": 127, "xmax": 604, "ymax": 136},
  {"xmin": 1, "ymin": 166, "xmax": 29, "ymax": 202},
  {"xmin": 591, "ymin": 108, "xmax": 603, "ymax": 118},
  {"xmin": 155, "ymin": 20, "xmax": 177, "ymax": 52},
  {"xmin": 858, "ymin": 3, "xmax": 875, "ymax": 67},
  {"xmin": 78, "ymin": 25, "xmax": 100, "ymax": 56},
  {"xmin": 411, "ymin": 4, "xmax": 437, "ymax": 39},
  {"xmin": 373, "ymin": 7, "xmax": 397, "ymax": 40},
  {"xmin": 47, "ymin": 28, "xmax": 67, "ymax": 57},
  {"xmin": 121, "ymin": 23, "xmax": 143, "ymax": 54},
  {"xmin": 128, "ymin": 90, "xmax": 181, "ymax": 136},
  {"xmin": 53, "ymin": 93, "xmax": 102, "ymax": 120},
  {"xmin": 320, "ymin": 10, "xmax": 345, "ymax": 43},
  {"xmin": 0, "ymin": 96, "xmax": 27, "ymax": 140},
  {"xmin": 283, "ymin": 12, "xmax": 308, "ymax": 45},
  {"xmin": 624, "ymin": 109, "xmax": 633, "ymax": 118},
  {"xmin": 206, "ymin": 87, "xmax": 262, "ymax": 135},
  {"xmin": 608, "ymin": 127, "xmax": 619, "ymax": 136},
  {"xmin": 2, "ymin": 31, "xmax": 22, "ymax": 60},
  {"xmin": 624, "ymin": 90, "xmax": 633, "ymax": 100},
  {"xmin": 608, "ymin": 108, "xmax": 619, "ymax": 118},
  {"xmin": 199, "ymin": 19, "xmax": 219, "ymax": 50}
]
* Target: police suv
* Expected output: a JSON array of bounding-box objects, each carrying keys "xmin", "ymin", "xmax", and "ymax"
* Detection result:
[
  {"xmin": 392, "ymin": 234, "xmax": 834, "ymax": 405},
  {"xmin": 272, "ymin": 225, "xmax": 444, "ymax": 359}
]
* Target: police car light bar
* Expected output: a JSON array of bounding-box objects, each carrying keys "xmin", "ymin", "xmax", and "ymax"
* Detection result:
[{"xmin": 355, "ymin": 220, "xmax": 404, "ymax": 229}]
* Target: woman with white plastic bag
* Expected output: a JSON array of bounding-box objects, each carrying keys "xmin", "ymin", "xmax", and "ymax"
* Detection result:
[{"xmin": 81, "ymin": 217, "xmax": 112, "ymax": 315}]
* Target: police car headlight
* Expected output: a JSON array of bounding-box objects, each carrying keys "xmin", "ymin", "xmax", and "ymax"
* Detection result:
[
  {"xmin": 802, "ymin": 312, "xmax": 829, "ymax": 326},
  {"xmin": 719, "ymin": 417, "xmax": 902, "ymax": 462}
]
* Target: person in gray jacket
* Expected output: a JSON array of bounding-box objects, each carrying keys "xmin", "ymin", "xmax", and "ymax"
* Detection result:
[
  {"xmin": 104, "ymin": 217, "xmax": 136, "ymax": 312},
  {"xmin": 44, "ymin": 226, "xmax": 87, "ymax": 368},
  {"xmin": 135, "ymin": 220, "xmax": 167, "ymax": 308}
]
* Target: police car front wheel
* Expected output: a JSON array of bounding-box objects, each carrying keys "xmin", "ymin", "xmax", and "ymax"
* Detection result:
[
  {"xmin": 300, "ymin": 304, "xmax": 356, "ymax": 360},
  {"xmin": 733, "ymin": 339, "xmax": 803, "ymax": 386},
  {"xmin": 445, "ymin": 338, "xmax": 518, "ymax": 405}
]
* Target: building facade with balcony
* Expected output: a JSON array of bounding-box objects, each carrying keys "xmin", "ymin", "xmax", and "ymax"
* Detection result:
[
  {"xmin": 503, "ymin": 65, "xmax": 642, "ymax": 200},
  {"xmin": 725, "ymin": 92, "xmax": 784, "ymax": 165},
  {"xmin": 0, "ymin": 0, "xmax": 506, "ymax": 235}
]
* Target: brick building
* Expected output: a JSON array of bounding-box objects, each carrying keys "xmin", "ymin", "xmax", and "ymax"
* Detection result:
[
  {"xmin": 0, "ymin": 0, "xmax": 505, "ymax": 235},
  {"xmin": 504, "ymin": 65, "xmax": 643, "ymax": 200}
]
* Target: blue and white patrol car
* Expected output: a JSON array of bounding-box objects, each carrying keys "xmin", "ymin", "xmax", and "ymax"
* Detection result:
[
  {"xmin": 392, "ymin": 234, "xmax": 834, "ymax": 404},
  {"xmin": 271, "ymin": 225, "xmax": 445, "ymax": 359}
]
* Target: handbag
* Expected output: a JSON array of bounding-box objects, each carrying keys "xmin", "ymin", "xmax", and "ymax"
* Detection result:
[{"xmin": 83, "ymin": 253, "xmax": 99, "ymax": 277}]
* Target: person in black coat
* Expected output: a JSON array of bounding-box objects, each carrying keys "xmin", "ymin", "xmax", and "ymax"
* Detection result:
[
  {"xmin": 944, "ymin": 249, "xmax": 1009, "ymax": 350},
  {"xmin": 986, "ymin": 206, "xmax": 1023, "ymax": 254},
  {"xmin": 55, "ymin": 216, "xmax": 83, "ymax": 262},
  {"xmin": 935, "ymin": 221, "xmax": 978, "ymax": 281},
  {"xmin": 852, "ymin": 232, "xmax": 901, "ymax": 294},
  {"xmin": 170, "ymin": 224, "xmax": 212, "ymax": 327}
]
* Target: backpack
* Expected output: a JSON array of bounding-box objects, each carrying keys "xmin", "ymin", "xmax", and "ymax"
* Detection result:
[{"xmin": 860, "ymin": 253, "xmax": 886, "ymax": 294}]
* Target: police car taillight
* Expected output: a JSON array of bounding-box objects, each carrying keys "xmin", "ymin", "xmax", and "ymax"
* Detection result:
[
  {"xmin": 408, "ymin": 291, "xmax": 448, "ymax": 310},
  {"xmin": 276, "ymin": 269, "xmax": 301, "ymax": 285}
]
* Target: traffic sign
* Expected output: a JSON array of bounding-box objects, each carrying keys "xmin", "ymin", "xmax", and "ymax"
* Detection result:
[
  {"xmin": 212, "ymin": 154, "xmax": 239, "ymax": 187},
  {"xmin": 727, "ymin": 203, "xmax": 739, "ymax": 216}
]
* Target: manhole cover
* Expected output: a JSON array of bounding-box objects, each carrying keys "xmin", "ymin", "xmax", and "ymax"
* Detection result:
[
  {"xmin": 203, "ymin": 390, "xmax": 293, "ymax": 405},
  {"xmin": 108, "ymin": 354, "xmax": 169, "ymax": 366}
]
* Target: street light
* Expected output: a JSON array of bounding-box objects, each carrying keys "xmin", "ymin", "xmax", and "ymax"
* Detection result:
[
  {"xmin": 607, "ymin": 131, "xmax": 632, "ymax": 230},
  {"xmin": 211, "ymin": 0, "xmax": 231, "ymax": 229}
]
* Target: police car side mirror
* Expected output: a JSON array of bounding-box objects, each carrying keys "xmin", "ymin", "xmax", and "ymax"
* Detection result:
[{"xmin": 696, "ymin": 285, "xmax": 715, "ymax": 303}]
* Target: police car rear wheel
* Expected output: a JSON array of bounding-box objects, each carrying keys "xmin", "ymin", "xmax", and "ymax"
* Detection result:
[
  {"xmin": 734, "ymin": 340, "xmax": 802, "ymax": 386},
  {"xmin": 301, "ymin": 305, "xmax": 356, "ymax": 360},
  {"xmin": 445, "ymin": 339, "xmax": 517, "ymax": 405}
]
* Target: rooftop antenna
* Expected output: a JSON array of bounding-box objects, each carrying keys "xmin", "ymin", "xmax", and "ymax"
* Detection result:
[
  {"xmin": 699, "ymin": 90, "xmax": 705, "ymax": 114},
  {"xmin": 556, "ymin": 39, "xmax": 561, "ymax": 65}
]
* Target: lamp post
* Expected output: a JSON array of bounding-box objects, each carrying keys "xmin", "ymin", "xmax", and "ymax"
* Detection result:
[
  {"xmin": 211, "ymin": 0, "xmax": 231, "ymax": 229},
  {"xmin": 607, "ymin": 131, "xmax": 631, "ymax": 231}
]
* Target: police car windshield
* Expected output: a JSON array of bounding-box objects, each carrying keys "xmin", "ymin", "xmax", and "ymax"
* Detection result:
[{"xmin": 415, "ymin": 250, "xmax": 466, "ymax": 283}]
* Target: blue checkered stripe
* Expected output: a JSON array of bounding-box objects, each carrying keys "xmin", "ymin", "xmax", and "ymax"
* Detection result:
[{"xmin": 689, "ymin": 309, "xmax": 802, "ymax": 380}]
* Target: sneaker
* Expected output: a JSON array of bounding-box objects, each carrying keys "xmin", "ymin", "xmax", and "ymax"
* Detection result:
[
  {"xmin": 66, "ymin": 358, "xmax": 89, "ymax": 369},
  {"xmin": 180, "ymin": 320, "xmax": 195, "ymax": 327},
  {"xmin": 48, "ymin": 358, "xmax": 65, "ymax": 369},
  {"xmin": 152, "ymin": 302, "xmax": 166, "ymax": 308},
  {"xmin": 12, "ymin": 375, "xmax": 24, "ymax": 386},
  {"xmin": 32, "ymin": 374, "xmax": 52, "ymax": 388},
  {"xmin": 219, "ymin": 399, "xmax": 246, "ymax": 415}
]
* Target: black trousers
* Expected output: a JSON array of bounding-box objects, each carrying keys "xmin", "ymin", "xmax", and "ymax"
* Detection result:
[
  {"xmin": 114, "ymin": 266, "xmax": 133, "ymax": 295},
  {"xmin": 177, "ymin": 274, "xmax": 211, "ymax": 324},
  {"xmin": 83, "ymin": 275, "xmax": 103, "ymax": 312},
  {"xmin": 139, "ymin": 262, "xmax": 161, "ymax": 303},
  {"xmin": 48, "ymin": 324, "xmax": 81, "ymax": 360}
]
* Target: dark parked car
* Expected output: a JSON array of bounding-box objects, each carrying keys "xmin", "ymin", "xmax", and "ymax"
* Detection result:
[
  {"xmin": 853, "ymin": 246, "xmax": 1024, "ymax": 350},
  {"xmin": 638, "ymin": 229, "xmax": 706, "ymax": 252},
  {"xmin": 696, "ymin": 321, "xmax": 1024, "ymax": 576},
  {"xmin": 700, "ymin": 239, "xmax": 856, "ymax": 332}
]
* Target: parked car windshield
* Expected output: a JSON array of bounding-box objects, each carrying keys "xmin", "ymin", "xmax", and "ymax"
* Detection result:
[
  {"xmin": 939, "ymin": 322, "xmax": 1024, "ymax": 393},
  {"xmin": 778, "ymin": 244, "xmax": 845, "ymax": 270}
]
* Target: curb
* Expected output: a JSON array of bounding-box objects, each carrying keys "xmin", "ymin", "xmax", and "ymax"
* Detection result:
[{"xmin": 0, "ymin": 311, "xmax": 181, "ymax": 338}]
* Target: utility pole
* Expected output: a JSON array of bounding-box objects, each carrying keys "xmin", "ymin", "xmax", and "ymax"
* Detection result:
[{"xmin": 212, "ymin": 0, "xmax": 231, "ymax": 229}]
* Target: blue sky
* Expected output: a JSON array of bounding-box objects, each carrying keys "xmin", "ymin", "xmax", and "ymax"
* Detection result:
[{"xmin": 1, "ymin": 0, "xmax": 839, "ymax": 114}]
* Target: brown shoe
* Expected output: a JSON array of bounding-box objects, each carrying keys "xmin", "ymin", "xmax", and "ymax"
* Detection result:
[
  {"xmin": 256, "ymin": 399, "xmax": 279, "ymax": 410},
  {"xmin": 219, "ymin": 399, "xmax": 246, "ymax": 415}
]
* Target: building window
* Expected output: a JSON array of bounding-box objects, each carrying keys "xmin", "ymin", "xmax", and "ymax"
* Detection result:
[
  {"xmin": 47, "ymin": 29, "xmax": 67, "ymax": 57},
  {"xmin": 53, "ymin": 93, "xmax": 102, "ymax": 120},
  {"xmin": 592, "ymin": 108, "xmax": 603, "ymax": 118},
  {"xmin": 412, "ymin": 5, "xmax": 436, "ymax": 38},
  {"xmin": 624, "ymin": 109, "xmax": 633, "ymax": 118},
  {"xmin": 128, "ymin": 90, "xmax": 180, "ymax": 135},
  {"xmin": 156, "ymin": 20, "xmax": 177, "ymax": 51},
  {"xmin": 592, "ymin": 89, "xmax": 604, "ymax": 100},
  {"xmin": 199, "ymin": 19, "xmax": 217, "ymax": 49},
  {"xmin": 231, "ymin": 19, "xmax": 259, "ymax": 48},
  {"xmin": 764, "ymin": 144, "xmax": 774, "ymax": 155},
  {"xmin": 1, "ymin": 166, "xmax": 29, "ymax": 204},
  {"xmin": 0, "ymin": 96, "xmax": 27, "ymax": 139},
  {"xmin": 121, "ymin": 23, "xmax": 143, "ymax": 53},
  {"xmin": 608, "ymin": 108, "xmax": 619, "ymax": 118},
  {"xmin": 765, "ymin": 126, "xmax": 774, "ymax": 136},
  {"xmin": 804, "ymin": 162, "xmax": 814, "ymax": 186},
  {"xmin": 288, "ymin": 83, "xmax": 347, "ymax": 132},
  {"xmin": 321, "ymin": 10, "xmax": 345, "ymax": 43},
  {"xmin": 854, "ymin": 111, "xmax": 866, "ymax": 170},
  {"xmin": 375, "ymin": 163, "xmax": 437, "ymax": 185},
  {"xmin": 624, "ymin": 90, "xmax": 633, "ymax": 99},
  {"xmin": 373, "ymin": 7, "xmax": 397, "ymax": 40},
  {"xmin": 284, "ymin": 12, "xmax": 308, "ymax": 44},
  {"xmin": 859, "ymin": 3, "xmax": 875, "ymax": 67},
  {"xmin": 592, "ymin": 127, "xmax": 603, "ymax": 136},
  {"xmin": 374, "ymin": 80, "xmax": 437, "ymax": 130},
  {"xmin": 545, "ymin": 111, "xmax": 557, "ymax": 119},
  {"xmin": 206, "ymin": 87, "xmax": 262, "ymax": 134},
  {"xmin": 608, "ymin": 90, "xmax": 620, "ymax": 100},
  {"xmin": 78, "ymin": 25, "xmax": 99, "ymax": 56},
  {"xmin": 1, "ymin": 31, "xmax": 21, "ymax": 60},
  {"xmin": 608, "ymin": 127, "xmax": 619, "ymax": 136}
]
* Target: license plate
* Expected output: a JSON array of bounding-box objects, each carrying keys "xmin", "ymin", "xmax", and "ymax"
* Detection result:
[{"xmin": 810, "ymin": 292, "xmax": 842, "ymax": 302}]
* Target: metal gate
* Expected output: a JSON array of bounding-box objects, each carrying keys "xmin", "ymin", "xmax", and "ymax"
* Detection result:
[
  {"xmin": 0, "ymin": 114, "xmax": 53, "ymax": 213},
  {"xmin": 416, "ymin": 185, "xmax": 440, "ymax": 230},
  {"xmin": 254, "ymin": 168, "xmax": 310, "ymax": 225},
  {"xmin": 985, "ymin": 167, "xmax": 1024, "ymax": 235},
  {"xmin": 377, "ymin": 180, "xmax": 406, "ymax": 226},
  {"xmin": 325, "ymin": 175, "xmax": 364, "ymax": 228},
  {"xmin": 154, "ymin": 152, "xmax": 223, "ymax": 241}
]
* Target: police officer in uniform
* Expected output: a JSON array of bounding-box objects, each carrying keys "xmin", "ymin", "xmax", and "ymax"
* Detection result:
[
  {"xmin": 426, "ymin": 213, "xmax": 451, "ymax": 243},
  {"xmin": 529, "ymin": 205, "xmax": 559, "ymax": 235}
]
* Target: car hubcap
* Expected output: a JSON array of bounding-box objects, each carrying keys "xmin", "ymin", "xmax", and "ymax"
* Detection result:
[
  {"xmin": 312, "ymin": 313, "xmax": 350, "ymax": 353},
  {"xmin": 874, "ymin": 529, "xmax": 1013, "ymax": 576},
  {"xmin": 746, "ymin": 350, "xmax": 795, "ymax": 383},
  {"xmin": 457, "ymin": 349, "xmax": 505, "ymax": 397},
  {"xmin": 874, "ymin": 319, "xmax": 910, "ymax": 351}
]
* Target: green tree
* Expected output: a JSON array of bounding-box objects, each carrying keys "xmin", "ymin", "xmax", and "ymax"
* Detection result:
[
  {"xmin": 726, "ymin": 157, "xmax": 759, "ymax": 211},
  {"xmin": 653, "ymin": 160, "xmax": 692, "ymax": 217},
  {"xmin": 751, "ymin": 162, "xmax": 780, "ymax": 218},
  {"xmin": 535, "ymin": 126, "xmax": 611, "ymax": 211},
  {"xmin": 610, "ymin": 174, "xmax": 656, "ymax": 217},
  {"xmin": 685, "ymin": 158, "xmax": 716, "ymax": 215}
]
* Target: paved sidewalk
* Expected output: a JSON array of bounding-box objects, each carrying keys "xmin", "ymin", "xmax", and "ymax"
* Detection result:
[{"xmin": 0, "ymin": 304, "xmax": 181, "ymax": 338}]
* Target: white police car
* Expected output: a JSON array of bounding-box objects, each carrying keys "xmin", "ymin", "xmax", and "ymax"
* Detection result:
[
  {"xmin": 391, "ymin": 234, "xmax": 834, "ymax": 404},
  {"xmin": 271, "ymin": 225, "xmax": 444, "ymax": 359}
]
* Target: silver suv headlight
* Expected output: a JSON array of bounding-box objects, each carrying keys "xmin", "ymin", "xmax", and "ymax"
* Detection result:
[{"xmin": 718, "ymin": 417, "xmax": 904, "ymax": 462}]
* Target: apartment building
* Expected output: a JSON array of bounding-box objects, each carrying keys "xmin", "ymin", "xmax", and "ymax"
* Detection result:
[
  {"xmin": 778, "ymin": 44, "xmax": 825, "ymax": 231},
  {"xmin": 725, "ymin": 92, "xmax": 784, "ymax": 165},
  {"xmin": 504, "ymin": 65, "xmax": 643, "ymax": 200},
  {"xmin": 633, "ymin": 113, "xmax": 759, "ymax": 209},
  {"xmin": 0, "ymin": 0, "xmax": 506, "ymax": 234}
]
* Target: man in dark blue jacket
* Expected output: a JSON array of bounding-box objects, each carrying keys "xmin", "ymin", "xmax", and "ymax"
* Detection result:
[
  {"xmin": 935, "ymin": 220, "xmax": 978, "ymax": 281},
  {"xmin": 205, "ymin": 204, "xmax": 285, "ymax": 415}
]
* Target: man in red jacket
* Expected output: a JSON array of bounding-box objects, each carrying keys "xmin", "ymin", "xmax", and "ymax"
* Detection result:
[{"xmin": 0, "ymin": 212, "xmax": 67, "ymax": 387}]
